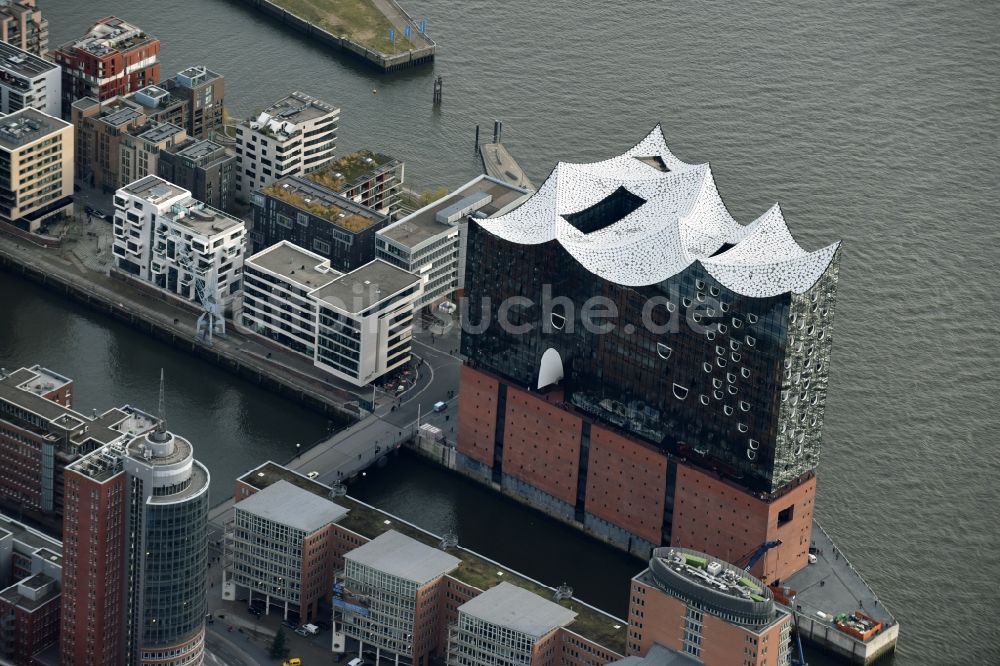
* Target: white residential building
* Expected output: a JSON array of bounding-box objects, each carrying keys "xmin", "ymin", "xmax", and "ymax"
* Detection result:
[
  {"xmin": 0, "ymin": 40, "xmax": 59, "ymax": 116},
  {"xmin": 376, "ymin": 174, "xmax": 530, "ymax": 309},
  {"xmin": 241, "ymin": 241, "xmax": 422, "ymax": 386},
  {"xmin": 112, "ymin": 175, "xmax": 246, "ymax": 309},
  {"xmin": 234, "ymin": 91, "xmax": 338, "ymax": 199}
]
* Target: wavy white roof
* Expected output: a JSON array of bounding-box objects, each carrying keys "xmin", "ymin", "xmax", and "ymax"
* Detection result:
[{"xmin": 478, "ymin": 126, "xmax": 840, "ymax": 297}]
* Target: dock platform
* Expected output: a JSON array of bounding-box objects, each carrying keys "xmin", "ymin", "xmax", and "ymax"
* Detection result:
[
  {"xmin": 779, "ymin": 521, "xmax": 899, "ymax": 664},
  {"xmin": 479, "ymin": 142, "xmax": 535, "ymax": 191}
]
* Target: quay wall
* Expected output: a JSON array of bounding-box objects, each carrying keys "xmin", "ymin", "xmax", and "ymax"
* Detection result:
[
  {"xmin": 0, "ymin": 244, "xmax": 358, "ymax": 424},
  {"xmin": 234, "ymin": 0, "xmax": 435, "ymax": 72}
]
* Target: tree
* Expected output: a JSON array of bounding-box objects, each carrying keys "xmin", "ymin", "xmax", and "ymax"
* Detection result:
[{"xmin": 269, "ymin": 627, "xmax": 289, "ymax": 659}]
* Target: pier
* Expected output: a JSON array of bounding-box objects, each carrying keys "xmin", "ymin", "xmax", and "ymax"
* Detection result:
[{"xmin": 234, "ymin": 0, "xmax": 435, "ymax": 72}]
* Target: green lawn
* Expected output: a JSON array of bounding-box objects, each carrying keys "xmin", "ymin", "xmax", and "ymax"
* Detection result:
[{"xmin": 273, "ymin": 0, "xmax": 414, "ymax": 53}]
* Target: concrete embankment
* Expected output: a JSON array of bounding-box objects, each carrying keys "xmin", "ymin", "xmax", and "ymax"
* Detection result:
[
  {"xmin": 234, "ymin": 0, "xmax": 435, "ymax": 72},
  {"xmin": 0, "ymin": 228, "xmax": 359, "ymax": 424}
]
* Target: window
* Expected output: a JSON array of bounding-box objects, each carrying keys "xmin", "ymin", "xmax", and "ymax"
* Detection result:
[
  {"xmin": 747, "ymin": 313, "xmax": 758, "ymax": 324},
  {"xmin": 313, "ymin": 238, "xmax": 331, "ymax": 254},
  {"xmin": 657, "ymin": 343, "xmax": 672, "ymax": 360},
  {"xmin": 778, "ymin": 505, "xmax": 794, "ymax": 526},
  {"xmin": 550, "ymin": 312, "xmax": 566, "ymax": 330},
  {"xmin": 672, "ymin": 383, "xmax": 688, "ymax": 400}
]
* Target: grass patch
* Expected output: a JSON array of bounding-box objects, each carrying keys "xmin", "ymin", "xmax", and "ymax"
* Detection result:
[{"xmin": 272, "ymin": 0, "xmax": 414, "ymax": 53}]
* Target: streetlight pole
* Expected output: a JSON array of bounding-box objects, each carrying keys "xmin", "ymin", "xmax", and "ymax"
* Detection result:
[{"xmin": 296, "ymin": 442, "xmax": 301, "ymax": 458}]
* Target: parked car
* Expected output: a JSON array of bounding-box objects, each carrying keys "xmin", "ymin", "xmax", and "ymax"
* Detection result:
[
  {"xmin": 294, "ymin": 626, "xmax": 310, "ymax": 637},
  {"xmin": 282, "ymin": 619, "xmax": 298, "ymax": 629},
  {"xmin": 307, "ymin": 471, "xmax": 319, "ymax": 479},
  {"xmin": 433, "ymin": 401, "xmax": 447, "ymax": 413}
]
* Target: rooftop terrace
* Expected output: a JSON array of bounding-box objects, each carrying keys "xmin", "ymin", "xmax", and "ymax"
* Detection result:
[
  {"xmin": 306, "ymin": 150, "xmax": 399, "ymax": 191},
  {"xmin": 63, "ymin": 16, "xmax": 156, "ymax": 56},
  {"xmin": 263, "ymin": 177, "xmax": 385, "ymax": 233},
  {"xmin": 0, "ymin": 40, "xmax": 57, "ymax": 79}
]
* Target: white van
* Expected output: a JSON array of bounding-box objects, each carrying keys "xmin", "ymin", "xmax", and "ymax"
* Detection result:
[{"xmin": 433, "ymin": 401, "xmax": 447, "ymax": 413}]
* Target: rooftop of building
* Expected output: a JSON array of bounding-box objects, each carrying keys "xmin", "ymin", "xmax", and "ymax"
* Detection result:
[
  {"xmin": 166, "ymin": 136, "xmax": 228, "ymax": 163},
  {"xmin": 244, "ymin": 91, "xmax": 338, "ymax": 140},
  {"xmin": 0, "ymin": 40, "xmax": 56, "ymax": 78},
  {"xmin": 247, "ymin": 241, "xmax": 338, "ymax": 291},
  {"xmin": 238, "ymin": 460, "xmax": 334, "ymax": 496},
  {"xmin": 126, "ymin": 84, "xmax": 185, "ymax": 114},
  {"xmin": 231, "ymin": 462, "xmax": 628, "ymax": 655},
  {"xmin": 0, "ymin": 573, "xmax": 59, "ymax": 612},
  {"xmin": 459, "ymin": 581, "xmax": 577, "ymax": 638},
  {"xmin": 61, "ymin": 16, "xmax": 156, "ymax": 57},
  {"xmin": 262, "ymin": 176, "xmax": 386, "ymax": 233},
  {"xmin": 0, "ymin": 366, "xmax": 78, "ymax": 424},
  {"xmin": 346, "ymin": 529, "xmax": 460, "ymax": 585},
  {"xmin": 173, "ymin": 65, "xmax": 222, "ymax": 89},
  {"xmin": 640, "ymin": 547, "xmax": 781, "ymax": 629},
  {"xmin": 0, "ymin": 512, "xmax": 62, "ymax": 558},
  {"xmin": 0, "ymin": 108, "xmax": 67, "ymax": 150},
  {"xmin": 126, "ymin": 430, "xmax": 193, "ymax": 467},
  {"xmin": 94, "ymin": 99, "xmax": 145, "ymax": 128},
  {"xmin": 129, "ymin": 121, "xmax": 185, "ymax": 144},
  {"xmin": 312, "ymin": 259, "xmax": 420, "ymax": 314},
  {"xmin": 609, "ymin": 643, "xmax": 702, "ymax": 666},
  {"xmin": 120, "ymin": 174, "xmax": 187, "ymax": 203},
  {"xmin": 305, "ymin": 150, "xmax": 400, "ymax": 191},
  {"xmin": 379, "ymin": 175, "xmax": 529, "ymax": 249},
  {"xmin": 235, "ymin": 479, "xmax": 348, "ymax": 533},
  {"xmin": 477, "ymin": 125, "xmax": 841, "ymax": 298},
  {"xmin": 782, "ymin": 521, "xmax": 896, "ymax": 635}
]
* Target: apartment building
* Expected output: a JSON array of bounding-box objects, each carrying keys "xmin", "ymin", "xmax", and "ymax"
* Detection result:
[
  {"xmin": 54, "ymin": 16, "xmax": 160, "ymax": 116},
  {"xmin": 250, "ymin": 175, "xmax": 390, "ymax": 272},
  {"xmin": 0, "ymin": 0, "xmax": 47, "ymax": 57},
  {"xmin": 0, "ymin": 108, "xmax": 72, "ymax": 233},
  {"xmin": 309, "ymin": 150, "xmax": 403, "ymax": 216},
  {"xmin": 163, "ymin": 65, "xmax": 224, "ymax": 140},
  {"xmin": 0, "ymin": 40, "xmax": 59, "ymax": 116},
  {"xmin": 376, "ymin": 174, "xmax": 529, "ymax": 309},
  {"xmin": 118, "ymin": 120, "xmax": 186, "ymax": 187},
  {"xmin": 447, "ymin": 582, "xmax": 577, "ymax": 666},
  {"xmin": 235, "ymin": 91, "xmax": 338, "ymax": 198},
  {"xmin": 113, "ymin": 175, "xmax": 246, "ymax": 309},
  {"xmin": 158, "ymin": 137, "xmax": 235, "ymax": 211},
  {"xmin": 71, "ymin": 95, "xmax": 146, "ymax": 190},
  {"xmin": 242, "ymin": 241, "xmax": 421, "ymax": 386},
  {"xmin": 61, "ymin": 412, "xmax": 209, "ymax": 666},
  {"xmin": 226, "ymin": 480, "xmax": 348, "ymax": 623},
  {"xmin": 0, "ymin": 513, "xmax": 62, "ymax": 664},
  {"xmin": 124, "ymin": 82, "xmax": 186, "ymax": 129},
  {"xmin": 626, "ymin": 548, "xmax": 792, "ymax": 666}
]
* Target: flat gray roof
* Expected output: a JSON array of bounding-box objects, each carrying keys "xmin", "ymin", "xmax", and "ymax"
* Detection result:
[
  {"xmin": 121, "ymin": 174, "xmax": 187, "ymax": 201},
  {"xmin": 260, "ymin": 91, "xmax": 338, "ymax": 125},
  {"xmin": 0, "ymin": 513, "xmax": 62, "ymax": 557},
  {"xmin": 170, "ymin": 137, "xmax": 227, "ymax": 162},
  {"xmin": 459, "ymin": 582, "xmax": 576, "ymax": 637},
  {"xmin": 248, "ymin": 241, "xmax": 338, "ymax": 291},
  {"xmin": 101, "ymin": 104, "xmax": 145, "ymax": 128},
  {"xmin": 609, "ymin": 644, "xmax": 702, "ymax": 666},
  {"xmin": 236, "ymin": 479, "xmax": 348, "ymax": 532},
  {"xmin": 0, "ymin": 41, "xmax": 58, "ymax": 78},
  {"xmin": 312, "ymin": 260, "xmax": 419, "ymax": 314},
  {"xmin": 0, "ymin": 108, "xmax": 68, "ymax": 151},
  {"xmin": 132, "ymin": 121, "xmax": 184, "ymax": 144},
  {"xmin": 346, "ymin": 530, "xmax": 459, "ymax": 585},
  {"xmin": 379, "ymin": 176, "xmax": 528, "ymax": 248}
]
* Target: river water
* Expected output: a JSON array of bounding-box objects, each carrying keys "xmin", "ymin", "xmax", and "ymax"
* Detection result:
[{"xmin": 24, "ymin": 0, "xmax": 1000, "ymax": 661}]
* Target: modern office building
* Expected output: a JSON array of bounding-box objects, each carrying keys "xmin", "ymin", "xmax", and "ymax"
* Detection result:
[
  {"xmin": 458, "ymin": 127, "xmax": 840, "ymax": 583},
  {"xmin": 54, "ymin": 16, "xmax": 160, "ymax": 116},
  {"xmin": 447, "ymin": 582, "xmax": 577, "ymax": 666},
  {"xmin": 113, "ymin": 175, "xmax": 246, "ymax": 309},
  {"xmin": 0, "ymin": 108, "xmax": 72, "ymax": 233},
  {"xmin": 60, "ymin": 402, "xmax": 210, "ymax": 666},
  {"xmin": 626, "ymin": 548, "xmax": 792, "ymax": 666},
  {"xmin": 250, "ymin": 175, "xmax": 390, "ymax": 272},
  {"xmin": 234, "ymin": 91, "xmax": 338, "ymax": 198},
  {"xmin": 341, "ymin": 530, "xmax": 461, "ymax": 666},
  {"xmin": 0, "ymin": 0, "xmax": 48, "ymax": 57},
  {"xmin": 0, "ymin": 40, "xmax": 59, "ymax": 116},
  {"xmin": 118, "ymin": 120, "xmax": 186, "ymax": 187},
  {"xmin": 226, "ymin": 479, "xmax": 348, "ymax": 623},
  {"xmin": 0, "ymin": 512, "xmax": 62, "ymax": 664},
  {"xmin": 241, "ymin": 241, "xmax": 422, "ymax": 386},
  {"xmin": 162, "ymin": 65, "xmax": 225, "ymax": 140},
  {"xmin": 307, "ymin": 150, "xmax": 404, "ymax": 216},
  {"xmin": 158, "ymin": 137, "xmax": 235, "ymax": 211},
  {"xmin": 376, "ymin": 174, "xmax": 529, "ymax": 309}
]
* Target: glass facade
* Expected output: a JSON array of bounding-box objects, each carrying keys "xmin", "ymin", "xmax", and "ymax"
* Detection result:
[{"xmin": 461, "ymin": 223, "xmax": 839, "ymax": 494}]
